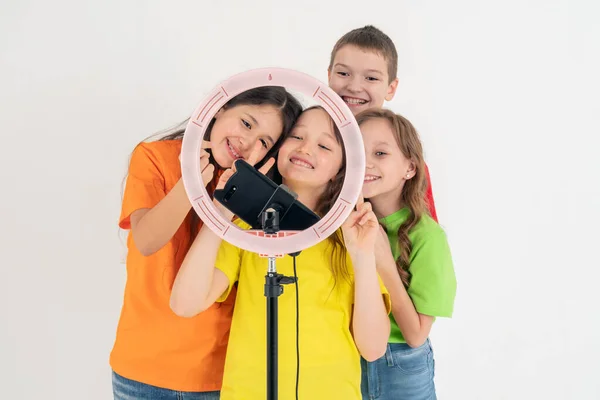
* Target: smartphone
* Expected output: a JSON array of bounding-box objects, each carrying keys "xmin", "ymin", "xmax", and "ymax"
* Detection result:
[{"xmin": 213, "ymin": 159, "xmax": 321, "ymax": 230}]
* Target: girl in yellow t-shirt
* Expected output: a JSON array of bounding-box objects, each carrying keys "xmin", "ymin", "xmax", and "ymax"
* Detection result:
[
  {"xmin": 112, "ymin": 87, "xmax": 302, "ymax": 399},
  {"xmin": 171, "ymin": 106, "xmax": 391, "ymax": 400}
]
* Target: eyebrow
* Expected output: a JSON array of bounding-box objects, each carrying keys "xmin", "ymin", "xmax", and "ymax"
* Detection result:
[
  {"xmin": 334, "ymin": 63, "xmax": 384, "ymax": 76},
  {"xmin": 372, "ymin": 140, "xmax": 392, "ymax": 147},
  {"xmin": 244, "ymin": 112, "xmax": 259, "ymax": 127},
  {"xmin": 292, "ymin": 125, "xmax": 337, "ymax": 142},
  {"xmin": 323, "ymin": 131, "xmax": 337, "ymax": 142},
  {"xmin": 265, "ymin": 135, "xmax": 276, "ymax": 145}
]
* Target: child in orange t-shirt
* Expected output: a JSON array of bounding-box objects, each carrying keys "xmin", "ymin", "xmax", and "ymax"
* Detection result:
[{"xmin": 111, "ymin": 86, "xmax": 302, "ymax": 399}]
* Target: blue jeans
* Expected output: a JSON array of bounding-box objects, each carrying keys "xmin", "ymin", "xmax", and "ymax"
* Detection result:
[
  {"xmin": 112, "ymin": 371, "xmax": 220, "ymax": 400},
  {"xmin": 361, "ymin": 339, "xmax": 436, "ymax": 400}
]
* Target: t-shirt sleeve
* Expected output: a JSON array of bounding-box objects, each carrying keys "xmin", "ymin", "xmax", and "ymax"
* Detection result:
[
  {"xmin": 347, "ymin": 251, "xmax": 392, "ymax": 314},
  {"xmin": 214, "ymin": 220, "xmax": 247, "ymax": 302},
  {"xmin": 119, "ymin": 143, "xmax": 166, "ymax": 229},
  {"xmin": 408, "ymin": 227, "xmax": 457, "ymax": 318},
  {"xmin": 377, "ymin": 274, "xmax": 392, "ymax": 314}
]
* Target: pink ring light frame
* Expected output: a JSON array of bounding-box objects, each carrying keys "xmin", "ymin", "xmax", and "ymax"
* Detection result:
[{"xmin": 180, "ymin": 67, "xmax": 365, "ymax": 256}]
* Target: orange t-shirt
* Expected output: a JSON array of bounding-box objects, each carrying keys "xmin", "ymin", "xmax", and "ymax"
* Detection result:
[{"xmin": 110, "ymin": 139, "xmax": 234, "ymax": 392}]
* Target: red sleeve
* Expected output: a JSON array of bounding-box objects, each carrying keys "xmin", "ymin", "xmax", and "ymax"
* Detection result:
[
  {"xmin": 424, "ymin": 163, "xmax": 438, "ymax": 222},
  {"xmin": 118, "ymin": 143, "xmax": 166, "ymax": 229}
]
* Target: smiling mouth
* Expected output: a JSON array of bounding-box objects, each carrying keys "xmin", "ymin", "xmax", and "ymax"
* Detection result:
[
  {"xmin": 227, "ymin": 139, "xmax": 243, "ymax": 159},
  {"xmin": 364, "ymin": 175, "xmax": 380, "ymax": 182},
  {"xmin": 290, "ymin": 157, "xmax": 314, "ymax": 169},
  {"xmin": 342, "ymin": 96, "xmax": 368, "ymax": 106}
]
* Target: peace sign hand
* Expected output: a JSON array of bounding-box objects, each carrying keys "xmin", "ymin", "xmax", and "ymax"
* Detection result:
[{"xmin": 341, "ymin": 194, "xmax": 380, "ymax": 258}]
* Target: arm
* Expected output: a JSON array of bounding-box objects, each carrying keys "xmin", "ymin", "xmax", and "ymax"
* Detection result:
[
  {"xmin": 129, "ymin": 145, "xmax": 214, "ymax": 256},
  {"xmin": 351, "ymin": 252, "xmax": 391, "ymax": 361},
  {"xmin": 130, "ymin": 178, "xmax": 192, "ymax": 256},
  {"xmin": 376, "ymin": 256, "xmax": 434, "ymax": 348},
  {"xmin": 170, "ymin": 219, "xmax": 230, "ymax": 318}
]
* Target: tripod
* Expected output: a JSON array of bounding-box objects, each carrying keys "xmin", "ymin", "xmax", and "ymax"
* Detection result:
[{"xmin": 261, "ymin": 208, "xmax": 297, "ymax": 400}]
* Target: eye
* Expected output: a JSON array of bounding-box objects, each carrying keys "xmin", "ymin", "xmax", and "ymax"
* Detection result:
[
  {"xmin": 336, "ymin": 71, "xmax": 349, "ymax": 77},
  {"xmin": 242, "ymin": 119, "xmax": 251, "ymax": 129},
  {"xmin": 260, "ymin": 138, "xmax": 269, "ymax": 149},
  {"xmin": 319, "ymin": 144, "xmax": 331, "ymax": 151},
  {"xmin": 375, "ymin": 151, "xmax": 387, "ymax": 156},
  {"xmin": 366, "ymin": 76, "xmax": 379, "ymax": 82},
  {"xmin": 290, "ymin": 135, "xmax": 302, "ymax": 140}
]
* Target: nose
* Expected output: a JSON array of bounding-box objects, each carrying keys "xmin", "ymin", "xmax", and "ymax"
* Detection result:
[
  {"xmin": 348, "ymin": 76, "xmax": 362, "ymax": 93},
  {"xmin": 297, "ymin": 140, "xmax": 313, "ymax": 155}
]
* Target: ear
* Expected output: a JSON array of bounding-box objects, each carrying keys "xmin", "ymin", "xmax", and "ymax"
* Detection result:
[
  {"xmin": 404, "ymin": 161, "xmax": 417, "ymax": 180},
  {"xmin": 385, "ymin": 77, "xmax": 399, "ymax": 101},
  {"xmin": 327, "ymin": 67, "xmax": 332, "ymax": 83}
]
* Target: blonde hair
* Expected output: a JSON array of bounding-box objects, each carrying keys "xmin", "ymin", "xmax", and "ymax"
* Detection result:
[{"xmin": 356, "ymin": 108, "xmax": 428, "ymax": 287}]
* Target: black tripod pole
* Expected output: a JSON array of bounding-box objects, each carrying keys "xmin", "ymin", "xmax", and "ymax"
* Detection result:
[
  {"xmin": 262, "ymin": 207, "xmax": 297, "ymax": 400},
  {"xmin": 265, "ymin": 257, "xmax": 281, "ymax": 400}
]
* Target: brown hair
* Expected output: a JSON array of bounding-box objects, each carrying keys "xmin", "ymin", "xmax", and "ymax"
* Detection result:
[
  {"xmin": 291, "ymin": 106, "xmax": 351, "ymax": 288},
  {"xmin": 328, "ymin": 25, "xmax": 398, "ymax": 83},
  {"xmin": 356, "ymin": 109, "xmax": 428, "ymax": 287}
]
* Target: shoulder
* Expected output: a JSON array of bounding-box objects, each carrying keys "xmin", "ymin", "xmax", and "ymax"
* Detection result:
[
  {"xmin": 128, "ymin": 140, "xmax": 182, "ymax": 178},
  {"xmin": 132, "ymin": 139, "xmax": 181, "ymax": 162},
  {"xmin": 410, "ymin": 214, "xmax": 448, "ymax": 248}
]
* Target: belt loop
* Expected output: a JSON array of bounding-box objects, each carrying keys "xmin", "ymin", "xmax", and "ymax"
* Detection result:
[{"xmin": 385, "ymin": 344, "xmax": 394, "ymax": 366}]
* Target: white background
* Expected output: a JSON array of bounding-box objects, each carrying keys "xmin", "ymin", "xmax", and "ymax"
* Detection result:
[{"xmin": 1, "ymin": 0, "xmax": 599, "ymax": 399}]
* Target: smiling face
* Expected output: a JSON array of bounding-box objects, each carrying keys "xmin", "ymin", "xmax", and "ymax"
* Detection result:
[
  {"xmin": 360, "ymin": 117, "xmax": 415, "ymax": 202},
  {"xmin": 277, "ymin": 108, "xmax": 344, "ymax": 194},
  {"xmin": 209, "ymin": 104, "xmax": 284, "ymax": 169},
  {"xmin": 328, "ymin": 45, "xmax": 398, "ymax": 115}
]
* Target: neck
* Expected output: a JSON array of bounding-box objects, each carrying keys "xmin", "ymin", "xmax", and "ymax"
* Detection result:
[{"xmin": 369, "ymin": 185, "xmax": 405, "ymax": 219}]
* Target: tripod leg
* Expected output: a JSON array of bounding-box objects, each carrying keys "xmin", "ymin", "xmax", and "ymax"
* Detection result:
[{"xmin": 267, "ymin": 292, "xmax": 278, "ymax": 400}]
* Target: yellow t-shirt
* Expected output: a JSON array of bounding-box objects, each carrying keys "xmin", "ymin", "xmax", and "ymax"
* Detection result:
[{"xmin": 215, "ymin": 221, "xmax": 390, "ymax": 400}]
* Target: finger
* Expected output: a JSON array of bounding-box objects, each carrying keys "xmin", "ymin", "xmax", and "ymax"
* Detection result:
[
  {"xmin": 216, "ymin": 168, "xmax": 235, "ymax": 189},
  {"xmin": 201, "ymin": 140, "xmax": 212, "ymax": 150},
  {"xmin": 247, "ymin": 141, "xmax": 263, "ymax": 167},
  {"xmin": 356, "ymin": 206, "xmax": 371, "ymax": 225},
  {"xmin": 356, "ymin": 192, "xmax": 364, "ymax": 209},
  {"xmin": 343, "ymin": 209, "xmax": 360, "ymax": 228},
  {"xmin": 202, "ymin": 164, "xmax": 215, "ymax": 186},
  {"xmin": 258, "ymin": 157, "xmax": 275, "ymax": 175},
  {"xmin": 200, "ymin": 152, "xmax": 210, "ymax": 171}
]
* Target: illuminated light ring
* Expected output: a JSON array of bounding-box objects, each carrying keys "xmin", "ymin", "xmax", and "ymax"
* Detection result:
[{"xmin": 180, "ymin": 67, "xmax": 365, "ymax": 256}]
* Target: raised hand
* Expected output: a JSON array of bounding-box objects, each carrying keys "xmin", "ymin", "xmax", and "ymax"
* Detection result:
[
  {"xmin": 341, "ymin": 194, "xmax": 380, "ymax": 258},
  {"xmin": 178, "ymin": 140, "xmax": 215, "ymax": 188},
  {"xmin": 213, "ymin": 140, "xmax": 276, "ymax": 220},
  {"xmin": 199, "ymin": 140, "xmax": 215, "ymax": 187},
  {"xmin": 215, "ymin": 140, "xmax": 275, "ymax": 191}
]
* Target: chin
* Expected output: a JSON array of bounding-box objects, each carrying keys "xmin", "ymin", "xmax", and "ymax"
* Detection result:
[{"xmin": 212, "ymin": 151, "xmax": 231, "ymax": 169}]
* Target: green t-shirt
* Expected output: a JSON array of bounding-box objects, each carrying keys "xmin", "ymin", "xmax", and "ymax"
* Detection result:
[{"xmin": 379, "ymin": 208, "xmax": 457, "ymax": 343}]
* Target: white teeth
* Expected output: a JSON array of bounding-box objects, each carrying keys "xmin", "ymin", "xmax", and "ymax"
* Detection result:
[
  {"xmin": 344, "ymin": 97, "xmax": 367, "ymax": 105},
  {"xmin": 228, "ymin": 140, "xmax": 242, "ymax": 159},
  {"xmin": 364, "ymin": 176, "xmax": 380, "ymax": 181},
  {"xmin": 290, "ymin": 158, "xmax": 313, "ymax": 169}
]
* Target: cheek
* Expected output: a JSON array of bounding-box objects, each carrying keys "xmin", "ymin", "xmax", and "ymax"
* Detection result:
[{"xmin": 330, "ymin": 77, "xmax": 343, "ymax": 90}]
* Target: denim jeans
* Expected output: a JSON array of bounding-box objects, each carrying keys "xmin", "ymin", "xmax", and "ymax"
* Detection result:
[
  {"xmin": 361, "ymin": 339, "xmax": 436, "ymax": 400},
  {"xmin": 112, "ymin": 371, "xmax": 220, "ymax": 400}
]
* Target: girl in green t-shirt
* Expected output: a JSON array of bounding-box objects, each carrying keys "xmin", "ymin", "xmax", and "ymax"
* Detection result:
[{"xmin": 356, "ymin": 108, "xmax": 457, "ymax": 400}]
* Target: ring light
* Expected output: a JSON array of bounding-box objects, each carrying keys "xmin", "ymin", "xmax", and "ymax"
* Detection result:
[{"xmin": 180, "ymin": 67, "xmax": 365, "ymax": 256}]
